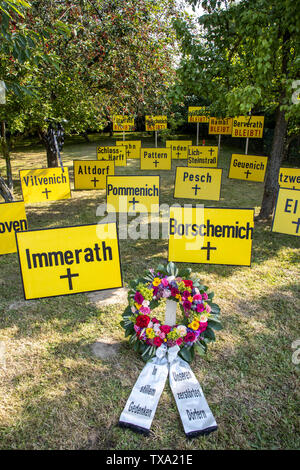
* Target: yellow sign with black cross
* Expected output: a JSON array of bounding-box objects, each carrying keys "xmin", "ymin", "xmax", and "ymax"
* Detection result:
[
  {"xmin": 97, "ymin": 146, "xmax": 127, "ymax": 167},
  {"xmin": 209, "ymin": 117, "xmax": 232, "ymax": 135},
  {"xmin": 112, "ymin": 115, "xmax": 135, "ymax": 132},
  {"xmin": 20, "ymin": 168, "xmax": 71, "ymax": 204},
  {"xmin": 187, "ymin": 146, "xmax": 218, "ymax": 167},
  {"xmin": 16, "ymin": 223, "xmax": 123, "ymax": 300},
  {"xmin": 232, "ymin": 116, "xmax": 264, "ymax": 138},
  {"xmin": 279, "ymin": 168, "xmax": 300, "ymax": 190},
  {"xmin": 145, "ymin": 115, "xmax": 167, "ymax": 131},
  {"xmin": 116, "ymin": 140, "xmax": 141, "ymax": 159},
  {"xmin": 174, "ymin": 167, "xmax": 222, "ymax": 201},
  {"xmin": 168, "ymin": 206, "xmax": 254, "ymax": 266},
  {"xmin": 106, "ymin": 175, "xmax": 159, "ymax": 214},
  {"xmin": 166, "ymin": 141, "xmax": 192, "ymax": 159},
  {"xmin": 73, "ymin": 160, "xmax": 115, "ymax": 190},
  {"xmin": 228, "ymin": 154, "xmax": 268, "ymax": 182},
  {"xmin": 188, "ymin": 107, "xmax": 210, "ymax": 123},
  {"xmin": 0, "ymin": 201, "xmax": 28, "ymax": 255},
  {"xmin": 272, "ymin": 188, "xmax": 300, "ymax": 237},
  {"xmin": 140, "ymin": 148, "xmax": 171, "ymax": 170}
]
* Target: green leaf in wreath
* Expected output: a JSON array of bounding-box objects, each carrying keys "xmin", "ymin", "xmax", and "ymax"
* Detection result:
[
  {"xmin": 204, "ymin": 327, "xmax": 216, "ymax": 341},
  {"xmin": 207, "ymin": 318, "xmax": 223, "ymax": 330},
  {"xmin": 167, "ymin": 262, "xmax": 178, "ymax": 277}
]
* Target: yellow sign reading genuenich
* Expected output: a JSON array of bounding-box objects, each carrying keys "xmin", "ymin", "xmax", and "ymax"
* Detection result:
[
  {"xmin": 141, "ymin": 148, "xmax": 171, "ymax": 170},
  {"xmin": 73, "ymin": 160, "xmax": 115, "ymax": 190},
  {"xmin": 174, "ymin": 167, "xmax": 222, "ymax": 201},
  {"xmin": 272, "ymin": 188, "xmax": 300, "ymax": 237},
  {"xmin": 97, "ymin": 146, "xmax": 127, "ymax": 167},
  {"xmin": 106, "ymin": 175, "xmax": 159, "ymax": 213},
  {"xmin": 187, "ymin": 146, "xmax": 218, "ymax": 167},
  {"xmin": 166, "ymin": 141, "xmax": 192, "ymax": 159},
  {"xmin": 20, "ymin": 168, "xmax": 71, "ymax": 204},
  {"xmin": 0, "ymin": 201, "xmax": 28, "ymax": 255},
  {"xmin": 228, "ymin": 154, "xmax": 268, "ymax": 182},
  {"xmin": 232, "ymin": 116, "xmax": 264, "ymax": 138}
]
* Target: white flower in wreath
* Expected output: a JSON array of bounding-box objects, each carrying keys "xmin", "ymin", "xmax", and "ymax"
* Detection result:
[
  {"xmin": 200, "ymin": 315, "xmax": 208, "ymax": 323},
  {"xmin": 142, "ymin": 300, "xmax": 150, "ymax": 307},
  {"xmin": 176, "ymin": 325, "xmax": 187, "ymax": 337},
  {"xmin": 167, "ymin": 275, "xmax": 175, "ymax": 282}
]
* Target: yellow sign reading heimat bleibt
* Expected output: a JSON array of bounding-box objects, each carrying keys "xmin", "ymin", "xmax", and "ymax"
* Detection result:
[
  {"xmin": 228, "ymin": 154, "xmax": 268, "ymax": 182},
  {"xmin": 0, "ymin": 201, "xmax": 28, "ymax": 255},
  {"xmin": 166, "ymin": 141, "xmax": 192, "ymax": 159},
  {"xmin": 16, "ymin": 223, "xmax": 123, "ymax": 299},
  {"xmin": 187, "ymin": 146, "xmax": 218, "ymax": 167},
  {"xmin": 73, "ymin": 160, "xmax": 115, "ymax": 190},
  {"xmin": 272, "ymin": 188, "xmax": 300, "ymax": 237},
  {"xmin": 116, "ymin": 140, "xmax": 141, "ymax": 159},
  {"xmin": 174, "ymin": 167, "xmax": 222, "ymax": 201},
  {"xmin": 140, "ymin": 148, "xmax": 171, "ymax": 170},
  {"xmin": 106, "ymin": 175, "xmax": 159, "ymax": 213},
  {"xmin": 97, "ymin": 146, "xmax": 127, "ymax": 167},
  {"xmin": 188, "ymin": 107, "xmax": 210, "ymax": 123},
  {"xmin": 20, "ymin": 168, "xmax": 71, "ymax": 204},
  {"xmin": 112, "ymin": 115, "xmax": 135, "ymax": 132},
  {"xmin": 168, "ymin": 206, "xmax": 254, "ymax": 266},
  {"xmin": 209, "ymin": 117, "xmax": 232, "ymax": 135},
  {"xmin": 278, "ymin": 168, "xmax": 300, "ymax": 190},
  {"xmin": 231, "ymin": 116, "xmax": 264, "ymax": 138},
  {"xmin": 145, "ymin": 115, "xmax": 167, "ymax": 131}
]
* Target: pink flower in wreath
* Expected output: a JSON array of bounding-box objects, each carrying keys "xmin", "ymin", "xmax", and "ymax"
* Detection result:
[
  {"xmin": 134, "ymin": 325, "xmax": 140, "ymax": 332},
  {"xmin": 196, "ymin": 303, "xmax": 205, "ymax": 313},
  {"xmin": 159, "ymin": 332, "xmax": 166, "ymax": 339},
  {"xmin": 202, "ymin": 292, "xmax": 208, "ymax": 300},
  {"xmin": 193, "ymin": 294, "xmax": 202, "ymax": 301},
  {"xmin": 176, "ymin": 337, "xmax": 183, "ymax": 346},
  {"xmin": 160, "ymin": 325, "xmax": 171, "ymax": 334},
  {"xmin": 152, "ymin": 317, "xmax": 159, "ymax": 324},
  {"xmin": 198, "ymin": 322, "xmax": 207, "ymax": 333},
  {"xmin": 134, "ymin": 292, "xmax": 144, "ymax": 304},
  {"xmin": 140, "ymin": 306, "xmax": 150, "ymax": 315},
  {"xmin": 205, "ymin": 304, "xmax": 211, "ymax": 313},
  {"xmin": 183, "ymin": 300, "xmax": 192, "ymax": 311},
  {"xmin": 161, "ymin": 278, "xmax": 169, "ymax": 287}
]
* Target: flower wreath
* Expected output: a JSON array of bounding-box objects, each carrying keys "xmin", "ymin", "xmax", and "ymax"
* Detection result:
[{"xmin": 121, "ymin": 262, "xmax": 222, "ymax": 363}]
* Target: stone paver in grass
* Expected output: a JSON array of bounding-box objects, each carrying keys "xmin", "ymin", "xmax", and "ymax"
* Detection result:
[
  {"xmin": 87, "ymin": 287, "xmax": 128, "ymax": 308},
  {"xmin": 90, "ymin": 337, "xmax": 121, "ymax": 360}
]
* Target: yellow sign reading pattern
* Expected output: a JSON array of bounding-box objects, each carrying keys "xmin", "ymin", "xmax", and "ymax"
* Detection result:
[
  {"xmin": 232, "ymin": 116, "xmax": 264, "ymax": 138},
  {"xmin": 272, "ymin": 188, "xmax": 300, "ymax": 237},
  {"xmin": 228, "ymin": 154, "xmax": 268, "ymax": 182},
  {"xmin": 166, "ymin": 141, "xmax": 192, "ymax": 159},
  {"xmin": 97, "ymin": 146, "xmax": 127, "ymax": 167},
  {"xmin": 145, "ymin": 115, "xmax": 167, "ymax": 131},
  {"xmin": 188, "ymin": 146, "xmax": 218, "ymax": 167},
  {"xmin": 168, "ymin": 207, "xmax": 254, "ymax": 266},
  {"xmin": 112, "ymin": 115, "xmax": 135, "ymax": 132},
  {"xmin": 140, "ymin": 148, "xmax": 171, "ymax": 170},
  {"xmin": 0, "ymin": 201, "xmax": 28, "ymax": 255},
  {"xmin": 116, "ymin": 140, "xmax": 141, "ymax": 159},
  {"xmin": 174, "ymin": 167, "xmax": 222, "ymax": 201},
  {"xmin": 20, "ymin": 168, "xmax": 71, "ymax": 204},
  {"xmin": 188, "ymin": 107, "xmax": 210, "ymax": 123},
  {"xmin": 16, "ymin": 223, "xmax": 123, "ymax": 299},
  {"xmin": 279, "ymin": 168, "xmax": 300, "ymax": 190},
  {"xmin": 209, "ymin": 117, "xmax": 232, "ymax": 135},
  {"xmin": 73, "ymin": 160, "xmax": 115, "ymax": 190},
  {"xmin": 106, "ymin": 175, "xmax": 159, "ymax": 213}
]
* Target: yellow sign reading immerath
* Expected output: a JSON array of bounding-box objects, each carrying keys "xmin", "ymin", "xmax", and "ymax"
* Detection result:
[
  {"xmin": 145, "ymin": 115, "xmax": 168, "ymax": 131},
  {"xmin": 272, "ymin": 188, "xmax": 300, "ymax": 237},
  {"xmin": 232, "ymin": 116, "xmax": 264, "ymax": 138},
  {"xmin": 0, "ymin": 201, "xmax": 28, "ymax": 255},
  {"xmin": 188, "ymin": 107, "xmax": 210, "ymax": 123},
  {"xmin": 166, "ymin": 141, "xmax": 192, "ymax": 159},
  {"xmin": 106, "ymin": 175, "xmax": 159, "ymax": 213},
  {"xmin": 116, "ymin": 140, "xmax": 141, "ymax": 159},
  {"xmin": 209, "ymin": 117, "xmax": 232, "ymax": 135},
  {"xmin": 97, "ymin": 146, "xmax": 127, "ymax": 167},
  {"xmin": 112, "ymin": 115, "xmax": 135, "ymax": 132},
  {"xmin": 20, "ymin": 168, "xmax": 71, "ymax": 204},
  {"xmin": 168, "ymin": 206, "xmax": 254, "ymax": 266},
  {"xmin": 174, "ymin": 167, "xmax": 222, "ymax": 201},
  {"xmin": 73, "ymin": 160, "xmax": 115, "ymax": 190},
  {"xmin": 279, "ymin": 168, "xmax": 300, "ymax": 190},
  {"xmin": 141, "ymin": 148, "xmax": 171, "ymax": 170},
  {"xmin": 228, "ymin": 154, "xmax": 268, "ymax": 182},
  {"xmin": 16, "ymin": 223, "xmax": 123, "ymax": 300},
  {"xmin": 188, "ymin": 146, "xmax": 218, "ymax": 167}
]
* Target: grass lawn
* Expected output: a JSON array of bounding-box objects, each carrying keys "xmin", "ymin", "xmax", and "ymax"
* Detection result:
[{"xmin": 0, "ymin": 133, "xmax": 299, "ymax": 450}]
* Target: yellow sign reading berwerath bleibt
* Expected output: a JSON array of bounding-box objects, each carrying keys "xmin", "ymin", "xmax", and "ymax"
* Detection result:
[
  {"xmin": 112, "ymin": 115, "xmax": 135, "ymax": 132},
  {"xmin": 166, "ymin": 141, "xmax": 192, "ymax": 159},
  {"xmin": 145, "ymin": 115, "xmax": 167, "ymax": 131},
  {"xmin": 16, "ymin": 223, "xmax": 123, "ymax": 299},
  {"xmin": 20, "ymin": 168, "xmax": 71, "ymax": 204},
  {"xmin": 272, "ymin": 188, "xmax": 300, "ymax": 237},
  {"xmin": 228, "ymin": 154, "xmax": 268, "ymax": 182},
  {"xmin": 106, "ymin": 175, "xmax": 159, "ymax": 213},
  {"xmin": 168, "ymin": 207, "xmax": 254, "ymax": 266},
  {"xmin": 174, "ymin": 167, "xmax": 222, "ymax": 201},
  {"xmin": 187, "ymin": 146, "xmax": 218, "ymax": 167},
  {"xmin": 97, "ymin": 146, "xmax": 127, "ymax": 167},
  {"xmin": 73, "ymin": 160, "xmax": 115, "ymax": 190},
  {"xmin": 279, "ymin": 168, "xmax": 300, "ymax": 190},
  {"xmin": 188, "ymin": 107, "xmax": 210, "ymax": 123},
  {"xmin": 116, "ymin": 140, "xmax": 141, "ymax": 159},
  {"xmin": 209, "ymin": 117, "xmax": 232, "ymax": 135},
  {"xmin": 232, "ymin": 116, "xmax": 264, "ymax": 138},
  {"xmin": 140, "ymin": 148, "xmax": 171, "ymax": 170},
  {"xmin": 0, "ymin": 201, "xmax": 28, "ymax": 255}
]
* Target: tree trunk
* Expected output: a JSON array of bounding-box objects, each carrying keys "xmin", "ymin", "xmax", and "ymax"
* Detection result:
[
  {"xmin": 39, "ymin": 130, "xmax": 58, "ymax": 168},
  {"xmin": 0, "ymin": 175, "xmax": 13, "ymax": 202},
  {"xmin": 258, "ymin": 107, "xmax": 288, "ymax": 220},
  {"xmin": 0, "ymin": 122, "xmax": 13, "ymax": 189}
]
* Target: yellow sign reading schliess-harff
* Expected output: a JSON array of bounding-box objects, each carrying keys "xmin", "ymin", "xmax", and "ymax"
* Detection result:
[
  {"xmin": 20, "ymin": 168, "xmax": 71, "ymax": 204},
  {"xmin": 0, "ymin": 201, "xmax": 28, "ymax": 255},
  {"xmin": 272, "ymin": 188, "xmax": 300, "ymax": 237},
  {"xmin": 97, "ymin": 146, "xmax": 127, "ymax": 167},
  {"xmin": 174, "ymin": 167, "xmax": 222, "ymax": 201},
  {"xmin": 141, "ymin": 148, "xmax": 171, "ymax": 170},
  {"xmin": 228, "ymin": 154, "xmax": 268, "ymax": 182},
  {"xmin": 73, "ymin": 160, "xmax": 115, "ymax": 190},
  {"xmin": 106, "ymin": 175, "xmax": 159, "ymax": 213}
]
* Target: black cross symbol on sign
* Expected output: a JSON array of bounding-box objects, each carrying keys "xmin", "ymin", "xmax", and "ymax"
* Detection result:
[
  {"xmin": 208, "ymin": 148, "xmax": 215, "ymax": 156},
  {"xmin": 42, "ymin": 188, "xmax": 52, "ymax": 199},
  {"xmin": 60, "ymin": 268, "xmax": 79, "ymax": 290},
  {"xmin": 201, "ymin": 241, "xmax": 217, "ymax": 260},
  {"xmin": 129, "ymin": 197, "xmax": 139, "ymax": 210},
  {"xmin": 291, "ymin": 217, "xmax": 300, "ymax": 234},
  {"xmin": 126, "ymin": 149, "xmax": 130, "ymax": 158},
  {"xmin": 192, "ymin": 184, "xmax": 201, "ymax": 195},
  {"xmin": 91, "ymin": 177, "xmax": 99, "ymax": 187},
  {"xmin": 153, "ymin": 159, "xmax": 159, "ymax": 168},
  {"xmin": 176, "ymin": 151, "xmax": 181, "ymax": 158},
  {"xmin": 244, "ymin": 170, "xmax": 252, "ymax": 179}
]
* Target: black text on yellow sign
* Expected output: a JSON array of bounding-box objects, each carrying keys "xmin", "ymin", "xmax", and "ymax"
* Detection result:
[
  {"xmin": 106, "ymin": 175, "xmax": 160, "ymax": 213},
  {"xmin": 168, "ymin": 207, "xmax": 254, "ymax": 266},
  {"xmin": 16, "ymin": 223, "xmax": 123, "ymax": 300},
  {"xmin": 112, "ymin": 115, "xmax": 135, "ymax": 132},
  {"xmin": 166, "ymin": 141, "xmax": 192, "ymax": 159},
  {"xmin": 0, "ymin": 201, "xmax": 28, "ymax": 255},
  {"xmin": 20, "ymin": 168, "xmax": 71, "ymax": 204},
  {"xmin": 279, "ymin": 168, "xmax": 300, "ymax": 190},
  {"xmin": 145, "ymin": 115, "xmax": 167, "ymax": 131},
  {"xmin": 174, "ymin": 167, "xmax": 222, "ymax": 201},
  {"xmin": 228, "ymin": 154, "xmax": 268, "ymax": 182},
  {"xmin": 231, "ymin": 116, "xmax": 264, "ymax": 138},
  {"xmin": 188, "ymin": 107, "xmax": 210, "ymax": 123},
  {"xmin": 272, "ymin": 188, "xmax": 300, "ymax": 237},
  {"xmin": 187, "ymin": 146, "xmax": 218, "ymax": 167},
  {"xmin": 209, "ymin": 117, "xmax": 232, "ymax": 135},
  {"xmin": 97, "ymin": 146, "xmax": 127, "ymax": 167},
  {"xmin": 73, "ymin": 160, "xmax": 115, "ymax": 190},
  {"xmin": 140, "ymin": 148, "xmax": 172, "ymax": 170},
  {"xmin": 116, "ymin": 140, "xmax": 141, "ymax": 159}
]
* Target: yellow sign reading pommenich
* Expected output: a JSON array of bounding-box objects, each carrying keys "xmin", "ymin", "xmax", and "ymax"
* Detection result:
[
  {"xmin": 16, "ymin": 223, "xmax": 123, "ymax": 299},
  {"xmin": 116, "ymin": 140, "xmax": 141, "ymax": 159},
  {"xmin": 20, "ymin": 168, "xmax": 71, "ymax": 204},
  {"xmin": 0, "ymin": 201, "xmax": 28, "ymax": 255},
  {"xmin": 174, "ymin": 167, "xmax": 222, "ymax": 201},
  {"xmin": 73, "ymin": 160, "xmax": 115, "ymax": 190},
  {"xmin": 145, "ymin": 115, "xmax": 167, "ymax": 131},
  {"xmin": 188, "ymin": 107, "xmax": 210, "ymax": 123},
  {"xmin": 97, "ymin": 146, "xmax": 127, "ymax": 167},
  {"xmin": 140, "ymin": 148, "xmax": 171, "ymax": 170},
  {"xmin": 279, "ymin": 168, "xmax": 300, "ymax": 190},
  {"xmin": 187, "ymin": 146, "xmax": 218, "ymax": 167},
  {"xmin": 228, "ymin": 154, "xmax": 268, "ymax": 182},
  {"xmin": 272, "ymin": 188, "xmax": 300, "ymax": 237},
  {"xmin": 232, "ymin": 116, "xmax": 264, "ymax": 138},
  {"xmin": 106, "ymin": 175, "xmax": 159, "ymax": 213},
  {"xmin": 166, "ymin": 141, "xmax": 192, "ymax": 159}
]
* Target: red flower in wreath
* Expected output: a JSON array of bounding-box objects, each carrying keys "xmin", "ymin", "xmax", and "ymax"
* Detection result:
[
  {"xmin": 160, "ymin": 325, "xmax": 171, "ymax": 334},
  {"xmin": 183, "ymin": 280, "xmax": 193, "ymax": 289},
  {"xmin": 184, "ymin": 331, "xmax": 196, "ymax": 343},
  {"xmin": 153, "ymin": 337, "xmax": 163, "ymax": 347},
  {"xmin": 136, "ymin": 315, "xmax": 150, "ymax": 328}
]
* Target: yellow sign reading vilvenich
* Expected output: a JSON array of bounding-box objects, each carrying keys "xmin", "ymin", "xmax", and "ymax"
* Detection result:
[
  {"xmin": 187, "ymin": 146, "xmax": 218, "ymax": 167},
  {"xmin": 188, "ymin": 107, "xmax": 210, "ymax": 123},
  {"xmin": 140, "ymin": 148, "xmax": 171, "ymax": 170},
  {"xmin": 20, "ymin": 168, "xmax": 71, "ymax": 204},
  {"xmin": 228, "ymin": 154, "xmax": 268, "ymax": 182},
  {"xmin": 279, "ymin": 168, "xmax": 300, "ymax": 190},
  {"xmin": 209, "ymin": 117, "xmax": 232, "ymax": 135},
  {"xmin": 97, "ymin": 146, "xmax": 127, "ymax": 167},
  {"xmin": 106, "ymin": 175, "xmax": 159, "ymax": 213},
  {"xmin": 116, "ymin": 140, "xmax": 141, "ymax": 159},
  {"xmin": 174, "ymin": 167, "xmax": 222, "ymax": 201},
  {"xmin": 232, "ymin": 116, "xmax": 264, "ymax": 138},
  {"xmin": 166, "ymin": 141, "xmax": 192, "ymax": 159},
  {"xmin": 145, "ymin": 115, "xmax": 167, "ymax": 131},
  {"xmin": 272, "ymin": 188, "xmax": 300, "ymax": 237},
  {"xmin": 73, "ymin": 160, "xmax": 115, "ymax": 190},
  {"xmin": 0, "ymin": 201, "xmax": 28, "ymax": 255}
]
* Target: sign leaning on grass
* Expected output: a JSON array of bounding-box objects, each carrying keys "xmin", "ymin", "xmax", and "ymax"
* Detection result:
[
  {"xmin": 188, "ymin": 146, "xmax": 218, "ymax": 167},
  {"xmin": 145, "ymin": 115, "xmax": 167, "ymax": 131},
  {"xmin": 112, "ymin": 115, "xmax": 135, "ymax": 132},
  {"xmin": 0, "ymin": 201, "xmax": 28, "ymax": 255},
  {"xmin": 228, "ymin": 154, "xmax": 268, "ymax": 182},
  {"xmin": 168, "ymin": 206, "xmax": 254, "ymax": 266},
  {"xmin": 140, "ymin": 148, "xmax": 171, "ymax": 170},
  {"xmin": 279, "ymin": 168, "xmax": 300, "ymax": 190},
  {"xmin": 116, "ymin": 140, "xmax": 141, "ymax": 159},
  {"xmin": 16, "ymin": 223, "xmax": 123, "ymax": 299},
  {"xmin": 166, "ymin": 140, "xmax": 192, "ymax": 159},
  {"xmin": 97, "ymin": 146, "xmax": 127, "ymax": 167},
  {"xmin": 231, "ymin": 116, "xmax": 264, "ymax": 138},
  {"xmin": 20, "ymin": 168, "xmax": 71, "ymax": 204},
  {"xmin": 272, "ymin": 188, "xmax": 300, "ymax": 237},
  {"xmin": 174, "ymin": 167, "xmax": 222, "ymax": 201},
  {"xmin": 188, "ymin": 107, "xmax": 210, "ymax": 123},
  {"xmin": 73, "ymin": 160, "xmax": 115, "ymax": 190}
]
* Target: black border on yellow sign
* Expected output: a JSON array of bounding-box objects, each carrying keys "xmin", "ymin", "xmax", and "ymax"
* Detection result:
[
  {"xmin": 173, "ymin": 167, "xmax": 223, "ymax": 201},
  {"xmin": 139, "ymin": 149, "xmax": 172, "ymax": 171},
  {"xmin": 19, "ymin": 166, "xmax": 71, "ymax": 202},
  {"xmin": 72, "ymin": 160, "xmax": 115, "ymax": 191},
  {"xmin": 271, "ymin": 187, "xmax": 300, "ymax": 237},
  {"xmin": 227, "ymin": 154, "xmax": 267, "ymax": 183},
  {"xmin": 15, "ymin": 222, "xmax": 123, "ymax": 300}
]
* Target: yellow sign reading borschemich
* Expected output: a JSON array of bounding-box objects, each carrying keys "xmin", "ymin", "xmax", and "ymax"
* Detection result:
[
  {"xmin": 116, "ymin": 140, "xmax": 141, "ymax": 159},
  {"xmin": 188, "ymin": 107, "xmax": 210, "ymax": 123},
  {"xmin": 232, "ymin": 116, "xmax": 264, "ymax": 138},
  {"xmin": 106, "ymin": 175, "xmax": 159, "ymax": 213},
  {"xmin": 174, "ymin": 167, "xmax": 222, "ymax": 201},
  {"xmin": 166, "ymin": 141, "xmax": 192, "ymax": 159},
  {"xmin": 0, "ymin": 201, "xmax": 28, "ymax": 255},
  {"xmin": 188, "ymin": 146, "xmax": 218, "ymax": 167},
  {"xmin": 272, "ymin": 188, "xmax": 300, "ymax": 237},
  {"xmin": 145, "ymin": 115, "xmax": 167, "ymax": 131},
  {"xmin": 141, "ymin": 148, "xmax": 171, "ymax": 170},
  {"xmin": 16, "ymin": 223, "xmax": 123, "ymax": 299},
  {"xmin": 20, "ymin": 168, "xmax": 71, "ymax": 204},
  {"xmin": 168, "ymin": 206, "xmax": 254, "ymax": 266},
  {"xmin": 279, "ymin": 168, "xmax": 300, "ymax": 190},
  {"xmin": 73, "ymin": 160, "xmax": 115, "ymax": 190},
  {"xmin": 228, "ymin": 154, "xmax": 268, "ymax": 182},
  {"xmin": 97, "ymin": 146, "xmax": 127, "ymax": 167}
]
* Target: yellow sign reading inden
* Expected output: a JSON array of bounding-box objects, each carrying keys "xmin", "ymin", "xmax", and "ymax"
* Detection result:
[
  {"xmin": 166, "ymin": 141, "xmax": 192, "ymax": 159},
  {"xmin": 188, "ymin": 146, "xmax": 218, "ymax": 167},
  {"xmin": 272, "ymin": 188, "xmax": 300, "ymax": 237},
  {"xmin": 141, "ymin": 148, "xmax": 171, "ymax": 170},
  {"xmin": 145, "ymin": 115, "xmax": 168, "ymax": 131},
  {"xmin": 209, "ymin": 117, "xmax": 232, "ymax": 135},
  {"xmin": 116, "ymin": 140, "xmax": 141, "ymax": 159},
  {"xmin": 168, "ymin": 207, "xmax": 254, "ymax": 266},
  {"xmin": 73, "ymin": 161, "xmax": 115, "ymax": 190},
  {"xmin": 174, "ymin": 167, "xmax": 222, "ymax": 201},
  {"xmin": 16, "ymin": 223, "xmax": 123, "ymax": 299},
  {"xmin": 112, "ymin": 115, "xmax": 135, "ymax": 132},
  {"xmin": 228, "ymin": 154, "xmax": 268, "ymax": 182},
  {"xmin": 97, "ymin": 146, "xmax": 127, "ymax": 167},
  {"xmin": 20, "ymin": 168, "xmax": 71, "ymax": 204},
  {"xmin": 106, "ymin": 176, "xmax": 159, "ymax": 213},
  {"xmin": 188, "ymin": 107, "xmax": 210, "ymax": 123},
  {"xmin": 232, "ymin": 116, "xmax": 264, "ymax": 138},
  {"xmin": 0, "ymin": 201, "xmax": 28, "ymax": 255},
  {"xmin": 279, "ymin": 168, "xmax": 300, "ymax": 190}
]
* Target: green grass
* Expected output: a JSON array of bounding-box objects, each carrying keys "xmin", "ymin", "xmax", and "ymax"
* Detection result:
[{"xmin": 0, "ymin": 133, "xmax": 299, "ymax": 450}]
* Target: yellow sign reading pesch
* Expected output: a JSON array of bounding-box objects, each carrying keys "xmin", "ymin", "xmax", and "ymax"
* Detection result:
[{"xmin": 174, "ymin": 167, "xmax": 222, "ymax": 201}]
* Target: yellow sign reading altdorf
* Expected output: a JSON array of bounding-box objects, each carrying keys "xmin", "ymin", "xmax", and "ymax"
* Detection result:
[
  {"xmin": 166, "ymin": 141, "xmax": 192, "ymax": 159},
  {"xmin": 97, "ymin": 146, "xmax": 127, "ymax": 167},
  {"xmin": 16, "ymin": 223, "xmax": 123, "ymax": 300},
  {"xmin": 174, "ymin": 167, "xmax": 222, "ymax": 201},
  {"xmin": 116, "ymin": 140, "xmax": 141, "ymax": 159},
  {"xmin": 73, "ymin": 160, "xmax": 115, "ymax": 190},
  {"xmin": 145, "ymin": 115, "xmax": 167, "ymax": 131},
  {"xmin": 188, "ymin": 107, "xmax": 210, "ymax": 123},
  {"xmin": 168, "ymin": 206, "xmax": 254, "ymax": 266},
  {"xmin": 272, "ymin": 188, "xmax": 300, "ymax": 237},
  {"xmin": 140, "ymin": 148, "xmax": 171, "ymax": 170},
  {"xmin": 188, "ymin": 146, "xmax": 218, "ymax": 167},
  {"xmin": 228, "ymin": 154, "xmax": 268, "ymax": 182},
  {"xmin": 20, "ymin": 168, "xmax": 71, "ymax": 204},
  {"xmin": 232, "ymin": 116, "xmax": 264, "ymax": 138},
  {"xmin": 209, "ymin": 117, "xmax": 232, "ymax": 135},
  {"xmin": 106, "ymin": 175, "xmax": 159, "ymax": 213},
  {"xmin": 112, "ymin": 115, "xmax": 135, "ymax": 132},
  {"xmin": 279, "ymin": 168, "xmax": 300, "ymax": 190},
  {"xmin": 0, "ymin": 201, "xmax": 28, "ymax": 255}
]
